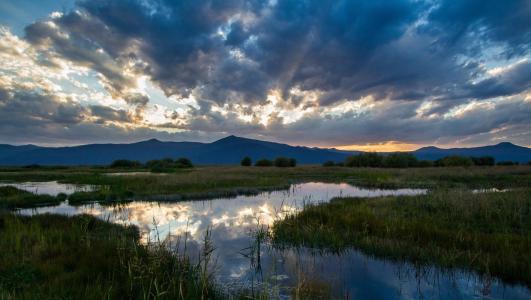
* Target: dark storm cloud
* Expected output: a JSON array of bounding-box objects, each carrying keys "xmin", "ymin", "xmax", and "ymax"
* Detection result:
[
  {"xmin": 21, "ymin": 0, "xmax": 530, "ymax": 107},
  {"xmin": 2, "ymin": 0, "xmax": 530, "ymax": 146},
  {"xmin": 0, "ymin": 86, "xmax": 86, "ymax": 127},
  {"xmin": 238, "ymin": 0, "xmax": 530, "ymax": 106},
  {"xmin": 242, "ymin": 0, "xmax": 431, "ymax": 101},
  {"xmin": 123, "ymin": 93, "xmax": 149, "ymax": 107},
  {"xmin": 0, "ymin": 84, "xmax": 216, "ymax": 145},
  {"xmin": 89, "ymin": 105, "xmax": 134, "ymax": 123},
  {"xmin": 465, "ymin": 60, "xmax": 531, "ymax": 100},
  {"xmin": 224, "ymin": 21, "xmax": 247, "ymax": 46},
  {"xmin": 78, "ymin": 0, "xmax": 257, "ymax": 99},
  {"xmin": 24, "ymin": 16, "xmax": 135, "ymax": 97},
  {"xmin": 270, "ymin": 98, "xmax": 531, "ymax": 146},
  {"xmin": 17, "ymin": 0, "xmax": 430, "ymax": 105},
  {"xmin": 426, "ymin": 0, "xmax": 531, "ymax": 57}
]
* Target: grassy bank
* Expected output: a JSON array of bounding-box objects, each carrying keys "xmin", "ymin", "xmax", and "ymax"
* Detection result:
[
  {"xmin": 0, "ymin": 166, "xmax": 529, "ymax": 205},
  {"xmin": 0, "ymin": 213, "xmax": 224, "ymax": 299},
  {"xmin": 0, "ymin": 186, "xmax": 66, "ymax": 209},
  {"xmin": 0, "ymin": 165, "xmax": 530, "ymax": 207},
  {"xmin": 272, "ymin": 189, "xmax": 531, "ymax": 288},
  {"xmin": 66, "ymin": 184, "xmax": 292, "ymax": 206}
]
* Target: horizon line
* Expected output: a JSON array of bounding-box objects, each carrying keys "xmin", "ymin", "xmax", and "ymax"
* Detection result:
[{"xmin": 1, "ymin": 136, "xmax": 529, "ymax": 153}]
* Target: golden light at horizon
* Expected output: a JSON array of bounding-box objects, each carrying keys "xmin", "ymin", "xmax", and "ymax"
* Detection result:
[
  {"xmin": 336, "ymin": 141, "xmax": 531, "ymax": 152},
  {"xmin": 336, "ymin": 141, "xmax": 422, "ymax": 152}
]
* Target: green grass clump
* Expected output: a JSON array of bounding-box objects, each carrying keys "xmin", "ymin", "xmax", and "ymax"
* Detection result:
[
  {"xmin": 272, "ymin": 189, "xmax": 531, "ymax": 288},
  {"xmin": 0, "ymin": 213, "xmax": 223, "ymax": 299},
  {"xmin": 0, "ymin": 186, "xmax": 66, "ymax": 209}
]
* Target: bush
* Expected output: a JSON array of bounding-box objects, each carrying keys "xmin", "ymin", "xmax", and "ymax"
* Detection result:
[
  {"xmin": 345, "ymin": 153, "xmax": 384, "ymax": 167},
  {"xmin": 274, "ymin": 157, "xmax": 291, "ymax": 167},
  {"xmin": 344, "ymin": 155, "xmax": 358, "ymax": 167},
  {"xmin": 323, "ymin": 161, "xmax": 336, "ymax": 167},
  {"xmin": 435, "ymin": 156, "xmax": 474, "ymax": 167},
  {"xmin": 417, "ymin": 160, "xmax": 434, "ymax": 167},
  {"xmin": 255, "ymin": 159, "xmax": 273, "ymax": 167},
  {"xmin": 273, "ymin": 157, "xmax": 296, "ymax": 167},
  {"xmin": 110, "ymin": 159, "xmax": 141, "ymax": 168},
  {"xmin": 145, "ymin": 159, "xmax": 160, "ymax": 169},
  {"xmin": 175, "ymin": 157, "xmax": 193, "ymax": 168},
  {"xmin": 23, "ymin": 164, "xmax": 42, "ymax": 169},
  {"xmin": 289, "ymin": 158, "xmax": 297, "ymax": 167},
  {"xmin": 383, "ymin": 153, "xmax": 418, "ymax": 168},
  {"xmin": 146, "ymin": 159, "xmax": 170, "ymax": 172},
  {"xmin": 241, "ymin": 156, "xmax": 252, "ymax": 166},
  {"xmin": 145, "ymin": 157, "xmax": 193, "ymax": 172},
  {"xmin": 497, "ymin": 161, "xmax": 519, "ymax": 166},
  {"xmin": 471, "ymin": 156, "xmax": 495, "ymax": 166}
]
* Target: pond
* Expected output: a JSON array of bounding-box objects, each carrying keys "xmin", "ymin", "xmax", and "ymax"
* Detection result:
[
  {"xmin": 0, "ymin": 181, "xmax": 97, "ymax": 196},
  {"xmin": 18, "ymin": 182, "xmax": 529, "ymax": 299}
]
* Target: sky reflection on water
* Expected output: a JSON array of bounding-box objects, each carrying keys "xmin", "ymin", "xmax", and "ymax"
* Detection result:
[
  {"xmin": 0, "ymin": 181, "xmax": 96, "ymax": 196},
  {"xmin": 18, "ymin": 182, "xmax": 529, "ymax": 299}
]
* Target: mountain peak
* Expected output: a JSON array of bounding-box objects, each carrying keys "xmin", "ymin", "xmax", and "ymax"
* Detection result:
[
  {"xmin": 213, "ymin": 135, "xmax": 247, "ymax": 143},
  {"xmin": 416, "ymin": 146, "xmax": 441, "ymax": 151},
  {"xmin": 495, "ymin": 142, "xmax": 516, "ymax": 148},
  {"xmin": 142, "ymin": 138, "xmax": 162, "ymax": 143}
]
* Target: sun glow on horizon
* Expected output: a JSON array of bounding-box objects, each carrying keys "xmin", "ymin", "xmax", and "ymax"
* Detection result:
[{"xmin": 336, "ymin": 141, "xmax": 422, "ymax": 152}]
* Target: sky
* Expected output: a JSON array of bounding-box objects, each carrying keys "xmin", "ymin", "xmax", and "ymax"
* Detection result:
[{"xmin": 0, "ymin": 0, "xmax": 530, "ymax": 151}]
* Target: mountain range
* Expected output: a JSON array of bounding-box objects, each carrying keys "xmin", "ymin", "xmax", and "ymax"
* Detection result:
[
  {"xmin": 413, "ymin": 142, "xmax": 531, "ymax": 163},
  {"xmin": 0, "ymin": 136, "xmax": 530, "ymax": 166}
]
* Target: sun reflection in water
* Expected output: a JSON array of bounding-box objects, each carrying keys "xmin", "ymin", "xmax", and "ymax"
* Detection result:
[{"xmin": 18, "ymin": 182, "xmax": 529, "ymax": 299}]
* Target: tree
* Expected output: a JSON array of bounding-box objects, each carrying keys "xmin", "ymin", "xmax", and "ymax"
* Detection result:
[
  {"xmin": 323, "ymin": 160, "xmax": 335, "ymax": 167},
  {"xmin": 110, "ymin": 159, "xmax": 141, "ymax": 168},
  {"xmin": 255, "ymin": 159, "xmax": 273, "ymax": 167},
  {"xmin": 471, "ymin": 156, "xmax": 495, "ymax": 166},
  {"xmin": 344, "ymin": 155, "xmax": 360, "ymax": 167},
  {"xmin": 175, "ymin": 158, "xmax": 193, "ymax": 168},
  {"xmin": 417, "ymin": 160, "xmax": 434, "ymax": 167},
  {"xmin": 162, "ymin": 157, "xmax": 174, "ymax": 164},
  {"xmin": 497, "ymin": 161, "xmax": 519, "ymax": 166},
  {"xmin": 435, "ymin": 156, "xmax": 473, "ymax": 167},
  {"xmin": 345, "ymin": 153, "xmax": 384, "ymax": 167},
  {"xmin": 23, "ymin": 164, "xmax": 42, "ymax": 169},
  {"xmin": 241, "ymin": 156, "xmax": 252, "ymax": 166},
  {"xmin": 289, "ymin": 158, "xmax": 297, "ymax": 167},
  {"xmin": 274, "ymin": 157, "xmax": 291, "ymax": 167},
  {"xmin": 145, "ymin": 157, "xmax": 193, "ymax": 172},
  {"xmin": 383, "ymin": 153, "xmax": 418, "ymax": 168}
]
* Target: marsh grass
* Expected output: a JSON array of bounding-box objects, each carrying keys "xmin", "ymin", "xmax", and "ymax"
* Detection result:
[
  {"xmin": 0, "ymin": 213, "xmax": 224, "ymax": 300},
  {"xmin": 1, "ymin": 166, "xmax": 530, "ymax": 208},
  {"xmin": 2, "ymin": 166, "xmax": 530, "ymax": 298},
  {"xmin": 272, "ymin": 189, "xmax": 531, "ymax": 288},
  {"xmin": 0, "ymin": 186, "xmax": 66, "ymax": 209},
  {"xmin": 67, "ymin": 185, "xmax": 292, "ymax": 206},
  {"xmin": 2, "ymin": 165, "xmax": 530, "ymax": 187}
]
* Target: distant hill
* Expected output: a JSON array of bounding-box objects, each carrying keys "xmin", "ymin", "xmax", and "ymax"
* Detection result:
[
  {"xmin": 0, "ymin": 136, "xmax": 354, "ymax": 165},
  {"xmin": 413, "ymin": 142, "xmax": 531, "ymax": 163},
  {"xmin": 0, "ymin": 137, "xmax": 529, "ymax": 166},
  {"xmin": 0, "ymin": 144, "xmax": 42, "ymax": 158}
]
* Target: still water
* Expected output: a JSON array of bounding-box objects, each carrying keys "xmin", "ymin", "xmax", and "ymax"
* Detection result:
[
  {"xmin": 18, "ymin": 182, "xmax": 529, "ymax": 299},
  {"xmin": 0, "ymin": 181, "xmax": 97, "ymax": 196}
]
